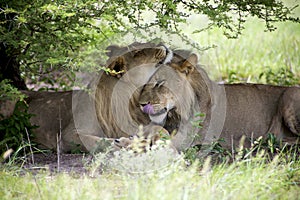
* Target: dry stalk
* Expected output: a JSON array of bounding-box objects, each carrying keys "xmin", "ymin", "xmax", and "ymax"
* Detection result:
[
  {"xmin": 57, "ymin": 104, "xmax": 62, "ymax": 172},
  {"xmin": 25, "ymin": 127, "xmax": 35, "ymax": 164},
  {"xmin": 231, "ymin": 135, "xmax": 235, "ymax": 161}
]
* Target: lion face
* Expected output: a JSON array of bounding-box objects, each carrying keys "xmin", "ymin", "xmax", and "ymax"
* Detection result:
[
  {"xmin": 139, "ymin": 80, "xmax": 176, "ymax": 125},
  {"xmin": 138, "ymin": 59, "xmax": 198, "ymax": 126},
  {"xmin": 114, "ymin": 135, "xmax": 151, "ymax": 153}
]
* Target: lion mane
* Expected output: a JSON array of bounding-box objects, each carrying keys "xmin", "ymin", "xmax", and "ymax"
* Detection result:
[{"xmin": 94, "ymin": 42, "xmax": 173, "ymax": 139}]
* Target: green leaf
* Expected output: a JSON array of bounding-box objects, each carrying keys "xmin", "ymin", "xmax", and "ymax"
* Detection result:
[{"xmin": 15, "ymin": 123, "xmax": 20, "ymax": 131}]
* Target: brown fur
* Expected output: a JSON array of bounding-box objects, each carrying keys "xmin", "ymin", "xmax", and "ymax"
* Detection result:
[
  {"xmin": 7, "ymin": 90, "xmax": 104, "ymax": 152},
  {"xmin": 138, "ymin": 53, "xmax": 300, "ymax": 150},
  {"xmin": 94, "ymin": 43, "xmax": 172, "ymax": 138}
]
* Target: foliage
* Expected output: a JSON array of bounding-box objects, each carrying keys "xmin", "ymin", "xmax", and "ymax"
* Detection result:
[
  {"xmin": 89, "ymin": 147, "xmax": 183, "ymax": 176},
  {"xmin": 223, "ymin": 65, "xmax": 300, "ymax": 86},
  {"xmin": 0, "ymin": 101, "xmax": 37, "ymax": 155},
  {"xmin": 0, "ymin": 0, "xmax": 299, "ymax": 89},
  {"xmin": 184, "ymin": 132, "xmax": 300, "ymax": 166},
  {"xmin": 258, "ymin": 66, "xmax": 300, "ymax": 86},
  {"xmin": 0, "ymin": 80, "xmax": 25, "ymax": 101},
  {"xmin": 222, "ymin": 66, "xmax": 300, "ymax": 86},
  {"xmin": 0, "ymin": 79, "xmax": 40, "ymax": 164}
]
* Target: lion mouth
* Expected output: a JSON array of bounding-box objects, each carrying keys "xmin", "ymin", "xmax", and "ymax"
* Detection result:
[
  {"xmin": 141, "ymin": 103, "xmax": 173, "ymax": 125},
  {"xmin": 141, "ymin": 103, "xmax": 167, "ymax": 115},
  {"xmin": 142, "ymin": 103, "xmax": 155, "ymax": 115},
  {"xmin": 141, "ymin": 104, "xmax": 167, "ymax": 125},
  {"xmin": 149, "ymin": 111, "xmax": 168, "ymax": 125},
  {"xmin": 150, "ymin": 107, "xmax": 168, "ymax": 116}
]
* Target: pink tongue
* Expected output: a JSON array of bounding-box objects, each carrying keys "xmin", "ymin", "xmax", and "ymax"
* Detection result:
[{"xmin": 143, "ymin": 104, "xmax": 154, "ymax": 115}]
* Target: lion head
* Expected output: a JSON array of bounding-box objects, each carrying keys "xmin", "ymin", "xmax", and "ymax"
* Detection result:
[
  {"xmin": 137, "ymin": 52, "xmax": 216, "ymax": 150},
  {"xmin": 23, "ymin": 42, "xmax": 175, "ymax": 153}
]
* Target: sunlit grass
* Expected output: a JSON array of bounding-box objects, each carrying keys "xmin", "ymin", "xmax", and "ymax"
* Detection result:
[
  {"xmin": 1, "ymin": 153, "xmax": 299, "ymax": 200},
  {"xmin": 197, "ymin": 20, "xmax": 300, "ymax": 83}
]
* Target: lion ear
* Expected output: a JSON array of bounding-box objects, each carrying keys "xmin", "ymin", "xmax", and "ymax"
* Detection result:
[
  {"xmin": 106, "ymin": 56, "xmax": 126, "ymax": 77},
  {"xmin": 180, "ymin": 54, "xmax": 198, "ymax": 75}
]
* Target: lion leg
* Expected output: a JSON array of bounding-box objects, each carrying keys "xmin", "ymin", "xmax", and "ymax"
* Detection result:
[
  {"xmin": 62, "ymin": 122, "xmax": 114, "ymax": 153},
  {"xmin": 280, "ymin": 87, "xmax": 300, "ymax": 137}
]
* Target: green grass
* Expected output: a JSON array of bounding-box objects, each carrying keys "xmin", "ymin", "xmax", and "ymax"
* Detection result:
[{"xmin": 1, "ymin": 153, "xmax": 300, "ymax": 200}]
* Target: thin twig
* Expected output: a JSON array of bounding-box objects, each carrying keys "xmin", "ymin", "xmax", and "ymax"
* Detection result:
[
  {"xmin": 56, "ymin": 133, "xmax": 60, "ymax": 172},
  {"xmin": 5, "ymin": 144, "xmax": 11, "ymax": 161},
  {"xmin": 57, "ymin": 104, "xmax": 62, "ymax": 172},
  {"xmin": 33, "ymin": 176, "xmax": 42, "ymax": 199},
  {"xmin": 231, "ymin": 135, "xmax": 235, "ymax": 161},
  {"xmin": 251, "ymin": 132, "xmax": 254, "ymax": 147},
  {"xmin": 25, "ymin": 127, "xmax": 34, "ymax": 164}
]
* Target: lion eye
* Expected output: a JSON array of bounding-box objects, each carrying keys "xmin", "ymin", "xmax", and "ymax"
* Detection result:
[{"xmin": 154, "ymin": 80, "xmax": 166, "ymax": 88}]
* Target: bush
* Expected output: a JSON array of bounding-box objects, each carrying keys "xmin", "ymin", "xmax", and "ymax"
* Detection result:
[{"xmin": 0, "ymin": 80, "xmax": 37, "ymax": 156}]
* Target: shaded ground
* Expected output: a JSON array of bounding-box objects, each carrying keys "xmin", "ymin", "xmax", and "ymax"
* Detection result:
[{"xmin": 23, "ymin": 153, "xmax": 93, "ymax": 175}]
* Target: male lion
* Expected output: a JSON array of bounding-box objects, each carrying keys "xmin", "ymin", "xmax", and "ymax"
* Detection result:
[
  {"xmin": 1, "ymin": 42, "xmax": 174, "ymax": 153},
  {"xmin": 138, "ymin": 51, "xmax": 300, "ymax": 150},
  {"xmin": 94, "ymin": 42, "xmax": 173, "ymax": 139}
]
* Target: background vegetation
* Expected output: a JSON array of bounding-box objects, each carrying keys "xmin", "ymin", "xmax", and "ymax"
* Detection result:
[{"xmin": 197, "ymin": 16, "xmax": 300, "ymax": 84}]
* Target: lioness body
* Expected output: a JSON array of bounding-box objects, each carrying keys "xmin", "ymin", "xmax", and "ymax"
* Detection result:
[
  {"xmin": 22, "ymin": 90, "xmax": 104, "ymax": 152},
  {"xmin": 220, "ymin": 84, "xmax": 299, "ymax": 148}
]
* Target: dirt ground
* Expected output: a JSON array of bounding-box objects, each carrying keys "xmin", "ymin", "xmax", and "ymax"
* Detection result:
[{"xmin": 23, "ymin": 153, "xmax": 94, "ymax": 175}]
